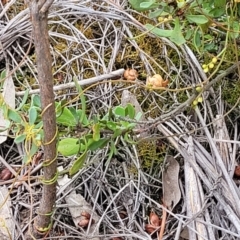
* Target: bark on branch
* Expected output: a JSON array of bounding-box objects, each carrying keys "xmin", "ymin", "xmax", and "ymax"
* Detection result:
[{"xmin": 28, "ymin": 0, "xmax": 57, "ymax": 237}]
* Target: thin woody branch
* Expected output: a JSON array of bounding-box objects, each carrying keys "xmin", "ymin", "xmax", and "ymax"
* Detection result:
[{"xmin": 28, "ymin": 0, "xmax": 57, "ymax": 237}]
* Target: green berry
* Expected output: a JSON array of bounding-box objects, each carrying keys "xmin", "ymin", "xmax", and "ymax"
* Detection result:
[
  {"xmin": 196, "ymin": 86, "xmax": 202, "ymax": 92},
  {"xmin": 212, "ymin": 57, "xmax": 217, "ymax": 64},
  {"xmin": 193, "ymin": 100, "xmax": 198, "ymax": 106},
  {"xmin": 198, "ymin": 97, "xmax": 203, "ymax": 103},
  {"xmin": 203, "ymin": 67, "xmax": 209, "ymax": 73},
  {"xmin": 209, "ymin": 63, "xmax": 214, "ymax": 69}
]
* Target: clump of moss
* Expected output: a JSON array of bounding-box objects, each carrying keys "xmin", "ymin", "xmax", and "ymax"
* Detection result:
[
  {"xmin": 222, "ymin": 79, "xmax": 240, "ymax": 106},
  {"xmin": 137, "ymin": 139, "xmax": 166, "ymax": 169},
  {"xmin": 177, "ymin": 90, "xmax": 189, "ymax": 103}
]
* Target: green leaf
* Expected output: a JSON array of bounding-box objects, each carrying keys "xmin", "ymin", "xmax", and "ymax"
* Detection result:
[
  {"xmin": 149, "ymin": 9, "xmax": 164, "ymax": 18},
  {"xmin": 73, "ymin": 77, "xmax": 86, "ymax": 124},
  {"xmin": 120, "ymin": 121, "xmax": 135, "ymax": 129},
  {"xmin": 209, "ymin": 8, "xmax": 225, "ymax": 17},
  {"xmin": 23, "ymin": 142, "xmax": 39, "ymax": 163},
  {"xmin": 57, "ymin": 107, "xmax": 76, "ymax": 126},
  {"xmin": 92, "ymin": 123, "xmax": 100, "ymax": 141},
  {"xmin": 135, "ymin": 112, "xmax": 142, "ymax": 121},
  {"xmin": 15, "ymin": 134, "xmax": 26, "ymax": 144},
  {"xmin": 106, "ymin": 121, "xmax": 117, "ymax": 131},
  {"xmin": 88, "ymin": 138, "xmax": 109, "ymax": 151},
  {"xmin": 76, "ymin": 109, "xmax": 89, "ymax": 126},
  {"xmin": 105, "ymin": 140, "xmax": 118, "ymax": 165},
  {"xmin": 140, "ymin": 0, "xmax": 156, "ymax": 8},
  {"xmin": 129, "ymin": 0, "xmax": 159, "ymax": 11},
  {"xmin": 112, "ymin": 128, "xmax": 122, "ymax": 138},
  {"xmin": 23, "ymin": 155, "xmax": 28, "ymax": 163},
  {"xmin": 69, "ymin": 149, "xmax": 88, "ymax": 175},
  {"xmin": 8, "ymin": 109, "xmax": 22, "ymax": 123},
  {"xmin": 193, "ymin": 30, "xmax": 201, "ymax": 49},
  {"xmin": 125, "ymin": 103, "xmax": 135, "ymax": 119},
  {"xmin": 55, "ymin": 102, "xmax": 62, "ymax": 117},
  {"xmin": 35, "ymin": 121, "xmax": 43, "ymax": 129},
  {"xmin": 230, "ymin": 21, "xmax": 239, "ymax": 39},
  {"xmin": 68, "ymin": 107, "xmax": 78, "ymax": 121},
  {"xmin": 186, "ymin": 15, "xmax": 209, "ymax": 24},
  {"xmin": 113, "ymin": 106, "xmax": 125, "ymax": 117},
  {"xmin": 214, "ymin": 0, "xmax": 226, "ymax": 8},
  {"xmin": 170, "ymin": 18, "xmax": 186, "ymax": 46},
  {"xmin": 145, "ymin": 24, "xmax": 173, "ymax": 37},
  {"xmin": 31, "ymin": 95, "xmax": 41, "ymax": 108},
  {"xmin": 124, "ymin": 133, "xmax": 136, "ymax": 144},
  {"xmin": 0, "ymin": 70, "xmax": 6, "ymax": 80},
  {"xmin": 29, "ymin": 107, "xmax": 38, "ymax": 125},
  {"xmin": 16, "ymin": 89, "xmax": 29, "ymax": 111},
  {"xmin": 29, "ymin": 142, "xmax": 38, "ymax": 157},
  {"xmin": 58, "ymin": 138, "xmax": 82, "ymax": 156},
  {"xmin": 177, "ymin": 1, "xmax": 186, "ymax": 8}
]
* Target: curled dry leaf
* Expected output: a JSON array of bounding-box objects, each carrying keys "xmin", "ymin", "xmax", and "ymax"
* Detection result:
[
  {"xmin": 145, "ymin": 211, "xmax": 161, "ymax": 235},
  {"xmin": 234, "ymin": 166, "xmax": 240, "ymax": 178},
  {"xmin": 145, "ymin": 223, "xmax": 159, "ymax": 234},
  {"xmin": 111, "ymin": 238, "xmax": 123, "ymax": 240},
  {"xmin": 78, "ymin": 218, "xmax": 90, "ymax": 228},
  {"xmin": 119, "ymin": 210, "xmax": 127, "ymax": 219},
  {"xmin": 0, "ymin": 168, "xmax": 13, "ymax": 180},
  {"xmin": 1, "ymin": 0, "xmax": 9, "ymax": 6},
  {"xmin": 150, "ymin": 212, "xmax": 161, "ymax": 227},
  {"xmin": 78, "ymin": 211, "xmax": 95, "ymax": 228},
  {"xmin": 81, "ymin": 211, "xmax": 91, "ymax": 219},
  {"xmin": 146, "ymin": 74, "xmax": 169, "ymax": 88},
  {"xmin": 32, "ymin": 151, "xmax": 43, "ymax": 165},
  {"xmin": 123, "ymin": 68, "xmax": 138, "ymax": 81}
]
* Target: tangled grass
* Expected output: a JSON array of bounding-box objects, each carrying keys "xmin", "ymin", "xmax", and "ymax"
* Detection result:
[{"xmin": 0, "ymin": 0, "xmax": 240, "ymax": 239}]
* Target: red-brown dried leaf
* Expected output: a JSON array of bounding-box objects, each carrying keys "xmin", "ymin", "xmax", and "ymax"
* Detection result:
[
  {"xmin": 0, "ymin": 168, "xmax": 13, "ymax": 180},
  {"xmin": 234, "ymin": 166, "xmax": 240, "ymax": 178},
  {"xmin": 145, "ymin": 223, "xmax": 158, "ymax": 234},
  {"xmin": 119, "ymin": 210, "xmax": 127, "ymax": 219},
  {"xmin": 150, "ymin": 212, "xmax": 161, "ymax": 227},
  {"xmin": 78, "ymin": 219, "xmax": 89, "ymax": 228},
  {"xmin": 81, "ymin": 211, "xmax": 91, "ymax": 219},
  {"xmin": 32, "ymin": 152, "xmax": 43, "ymax": 165},
  {"xmin": 2, "ymin": 0, "xmax": 8, "ymax": 5},
  {"xmin": 54, "ymin": 72, "xmax": 64, "ymax": 83},
  {"xmin": 78, "ymin": 217, "xmax": 95, "ymax": 228}
]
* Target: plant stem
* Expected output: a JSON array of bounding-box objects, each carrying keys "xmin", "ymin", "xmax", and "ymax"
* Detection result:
[{"xmin": 28, "ymin": 0, "xmax": 57, "ymax": 237}]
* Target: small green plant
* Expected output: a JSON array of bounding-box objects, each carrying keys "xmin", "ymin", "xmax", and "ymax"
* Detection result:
[
  {"xmin": 128, "ymin": 0, "xmax": 239, "ymax": 55},
  {"xmin": 0, "ymin": 91, "xmax": 43, "ymax": 163},
  {"xmin": 57, "ymin": 102, "xmax": 142, "ymax": 175},
  {"xmin": 0, "ymin": 73, "xmax": 141, "ymax": 176}
]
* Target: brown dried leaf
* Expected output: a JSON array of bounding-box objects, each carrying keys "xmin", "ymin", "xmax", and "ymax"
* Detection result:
[
  {"xmin": 0, "ymin": 168, "xmax": 13, "ymax": 180},
  {"xmin": 162, "ymin": 156, "xmax": 181, "ymax": 210},
  {"xmin": 123, "ymin": 68, "xmax": 138, "ymax": 81},
  {"xmin": 149, "ymin": 212, "xmax": 160, "ymax": 227},
  {"xmin": 81, "ymin": 211, "xmax": 91, "ymax": 219},
  {"xmin": 145, "ymin": 224, "xmax": 159, "ymax": 234},
  {"xmin": 78, "ymin": 219, "xmax": 89, "ymax": 228},
  {"xmin": 234, "ymin": 165, "xmax": 240, "ymax": 176}
]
